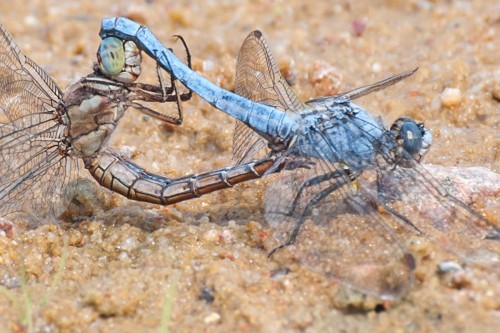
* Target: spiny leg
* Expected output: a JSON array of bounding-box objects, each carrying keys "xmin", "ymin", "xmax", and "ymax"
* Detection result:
[
  {"xmin": 287, "ymin": 169, "xmax": 348, "ymax": 217},
  {"xmin": 269, "ymin": 169, "xmax": 355, "ymax": 257},
  {"xmin": 376, "ymin": 172, "xmax": 423, "ymax": 235},
  {"xmin": 155, "ymin": 34, "xmax": 192, "ymax": 124},
  {"xmin": 125, "ymin": 34, "xmax": 194, "ymax": 125},
  {"xmin": 170, "ymin": 34, "xmax": 192, "ymax": 102}
]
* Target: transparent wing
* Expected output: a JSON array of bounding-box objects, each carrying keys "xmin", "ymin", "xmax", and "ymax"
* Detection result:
[
  {"xmin": 265, "ymin": 142, "xmax": 415, "ymax": 300},
  {"xmin": 374, "ymin": 152, "xmax": 500, "ymax": 268},
  {"xmin": 305, "ymin": 68, "xmax": 418, "ymax": 107},
  {"xmin": 0, "ymin": 24, "xmax": 79, "ymax": 220},
  {"xmin": 336, "ymin": 113, "xmax": 500, "ymax": 268},
  {"xmin": 233, "ymin": 30, "xmax": 304, "ymax": 163},
  {"xmin": 0, "ymin": 25, "xmax": 63, "ymax": 124}
]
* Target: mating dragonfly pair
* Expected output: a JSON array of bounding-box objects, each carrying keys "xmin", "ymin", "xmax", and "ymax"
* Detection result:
[{"xmin": 1, "ymin": 17, "xmax": 498, "ymax": 300}]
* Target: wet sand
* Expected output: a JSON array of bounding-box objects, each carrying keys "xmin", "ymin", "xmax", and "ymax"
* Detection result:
[{"xmin": 0, "ymin": 0, "xmax": 499, "ymax": 332}]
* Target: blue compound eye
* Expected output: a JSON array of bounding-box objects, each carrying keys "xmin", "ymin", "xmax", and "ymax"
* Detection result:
[
  {"xmin": 400, "ymin": 121, "xmax": 423, "ymax": 156},
  {"xmin": 97, "ymin": 37, "xmax": 125, "ymax": 76}
]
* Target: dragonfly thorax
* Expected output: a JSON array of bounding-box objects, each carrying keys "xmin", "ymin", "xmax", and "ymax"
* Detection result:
[
  {"xmin": 295, "ymin": 104, "xmax": 385, "ymax": 172},
  {"xmin": 64, "ymin": 85, "xmax": 117, "ymax": 159}
]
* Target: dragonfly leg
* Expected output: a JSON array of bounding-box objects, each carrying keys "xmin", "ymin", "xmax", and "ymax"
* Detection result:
[
  {"xmin": 288, "ymin": 170, "xmax": 346, "ymax": 217},
  {"xmin": 269, "ymin": 169, "xmax": 355, "ymax": 257},
  {"xmin": 125, "ymin": 76, "xmax": 188, "ymax": 125},
  {"xmin": 169, "ymin": 34, "xmax": 193, "ymax": 102},
  {"xmin": 118, "ymin": 34, "xmax": 194, "ymax": 125},
  {"xmin": 127, "ymin": 101, "xmax": 182, "ymax": 125},
  {"xmin": 375, "ymin": 172, "xmax": 423, "ymax": 234},
  {"xmin": 151, "ymin": 34, "xmax": 192, "ymax": 108}
]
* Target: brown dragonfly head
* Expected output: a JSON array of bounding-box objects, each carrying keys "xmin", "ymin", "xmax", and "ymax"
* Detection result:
[{"xmin": 96, "ymin": 36, "xmax": 142, "ymax": 83}]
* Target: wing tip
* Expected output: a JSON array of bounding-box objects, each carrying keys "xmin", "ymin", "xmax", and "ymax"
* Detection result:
[{"xmin": 252, "ymin": 30, "xmax": 262, "ymax": 38}]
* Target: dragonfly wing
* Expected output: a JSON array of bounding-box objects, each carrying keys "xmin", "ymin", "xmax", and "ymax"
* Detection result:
[
  {"xmin": 233, "ymin": 30, "xmax": 304, "ymax": 163},
  {"xmin": 0, "ymin": 125, "xmax": 80, "ymax": 220},
  {"xmin": 265, "ymin": 147, "xmax": 415, "ymax": 300},
  {"xmin": 375, "ymin": 153, "xmax": 500, "ymax": 268},
  {"xmin": 0, "ymin": 24, "xmax": 78, "ymax": 220},
  {"xmin": 305, "ymin": 68, "xmax": 418, "ymax": 107},
  {"xmin": 0, "ymin": 24, "xmax": 63, "ymax": 125},
  {"xmin": 265, "ymin": 113, "xmax": 417, "ymax": 300}
]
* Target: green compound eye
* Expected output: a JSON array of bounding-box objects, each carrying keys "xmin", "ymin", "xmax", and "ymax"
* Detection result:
[{"xmin": 97, "ymin": 37, "xmax": 125, "ymax": 76}]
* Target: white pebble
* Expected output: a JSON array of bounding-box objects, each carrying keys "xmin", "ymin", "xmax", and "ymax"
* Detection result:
[
  {"xmin": 204, "ymin": 312, "xmax": 221, "ymax": 324},
  {"xmin": 221, "ymin": 229, "xmax": 234, "ymax": 243},
  {"xmin": 119, "ymin": 236, "xmax": 139, "ymax": 252},
  {"xmin": 440, "ymin": 87, "xmax": 462, "ymax": 107},
  {"xmin": 24, "ymin": 16, "xmax": 38, "ymax": 26},
  {"xmin": 437, "ymin": 261, "xmax": 463, "ymax": 274},
  {"xmin": 371, "ymin": 62, "xmax": 382, "ymax": 73},
  {"xmin": 203, "ymin": 229, "xmax": 220, "ymax": 242},
  {"xmin": 203, "ymin": 60, "xmax": 214, "ymax": 71},
  {"xmin": 199, "ymin": 215, "xmax": 210, "ymax": 224},
  {"xmin": 118, "ymin": 252, "xmax": 130, "ymax": 261}
]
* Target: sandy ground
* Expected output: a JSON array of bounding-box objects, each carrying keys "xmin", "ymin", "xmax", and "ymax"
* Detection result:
[{"xmin": 0, "ymin": 0, "xmax": 499, "ymax": 332}]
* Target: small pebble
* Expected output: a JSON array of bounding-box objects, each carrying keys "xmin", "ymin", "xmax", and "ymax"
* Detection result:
[
  {"xmin": 203, "ymin": 229, "xmax": 220, "ymax": 242},
  {"xmin": 437, "ymin": 261, "xmax": 463, "ymax": 274},
  {"xmin": 204, "ymin": 312, "xmax": 221, "ymax": 324},
  {"xmin": 352, "ymin": 19, "xmax": 366, "ymax": 37},
  {"xmin": 165, "ymin": 208, "xmax": 184, "ymax": 222},
  {"xmin": 221, "ymin": 229, "xmax": 234, "ymax": 243},
  {"xmin": 199, "ymin": 287, "xmax": 215, "ymax": 303},
  {"xmin": 2, "ymin": 275, "xmax": 20, "ymax": 289},
  {"xmin": 24, "ymin": 15, "xmax": 38, "ymax": 26},
  {"xmin": 308, "ymin": 60, "xmax": 342, "ymax": 96},
  {"xmin": 118, "ymin": 252, "xmax": 129, "ymax": 261},
  {"xmin": 271, "ymin": 267, "xmax": 290, "ymax": 279},
  {"xmin": 440, "ymin": 87, "xmax": 462, "ymax": 107},
  {"xmin": 202, "ymin": 60, "xmax": 214, "ymax": 72},
  {"xmin": 371, "ymin": 62, "xmax": 382, "ymax": 73},
  {"xmin": 0, "ymin": 218, "xmax": 14, "ymax": 238},
  {"xmin": 199, "ymin": 215, "xmax": 210, "ymax": 224},
  {"xmin": 436, "ymin": 260, "xmax": 472, "ymax": 289},
  {"xmin": 492, "ymin": 86, "xmax": 500, "ymax": 102},
  {"xmin": 448, "ymin": 271, "xmax": 472, "ymax": 289},
  {"xmin": 119, "ymin": 236, "xmax": 139, "ymax": 252}
]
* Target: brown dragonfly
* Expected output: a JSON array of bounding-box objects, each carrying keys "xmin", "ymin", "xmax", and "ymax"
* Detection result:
[{"xmin": 0, "ymin": 22, "xmax": 275, "ymax": 222}]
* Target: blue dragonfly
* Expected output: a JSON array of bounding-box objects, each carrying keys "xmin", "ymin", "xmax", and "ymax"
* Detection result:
[{"xmin": 100, "ymin": 17, "xmax": 500, "ymax": 300}]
